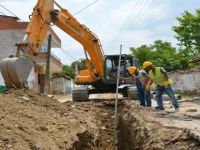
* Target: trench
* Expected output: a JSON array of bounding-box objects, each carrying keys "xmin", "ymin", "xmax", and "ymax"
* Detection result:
[
  {"xmin": 116, "ymin": 101, "xmax": 200, "ymax": 150},
  {"xmin": 71, "ymin": 99, "xmax": 200, "ymax": 150},
  {"xmin": 1, "ymin": 89, "xmax": 200, "ymax": 150}
]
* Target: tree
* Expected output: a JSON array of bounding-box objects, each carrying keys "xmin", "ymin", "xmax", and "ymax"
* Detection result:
[
  {"xmin": 60, "ymin": 65, "xmax": 75, "ymax": 79},
  {"xmin": 71, "ymin": 59, "xmax": 86, "ymax": 71},
  {"xmin": 130, "ymin": 44, "xmax": 152, "ymax": 65},
  {"xmin": 173, "ymin": 9, "xmax": 200, "ymax": 56},
  {"xmin": 130, "ymin": 40, "xmax": 188, "ymax": 71}
]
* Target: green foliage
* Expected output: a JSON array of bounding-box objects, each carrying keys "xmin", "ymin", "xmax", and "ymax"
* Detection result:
[
  {"xmin": 59, "ymin": 65, "xmax": 75, "ymax": 79},
  {"xmin": 130, "ymin": 9, "xmax": 200, "ymax": 71},
  {"xmin": 173, "ymin": 9, "xmax": 200, "ymax": 56},
  {"xmin": 130, "ymin": 40, "xmax": 191, "ymax": 71},
  {"xmin": 71, "ymin": 59, "xmax": 86, "ymax": 71}
]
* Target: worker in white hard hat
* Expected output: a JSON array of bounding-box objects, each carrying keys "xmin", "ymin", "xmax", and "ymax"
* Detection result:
[
  {"xmin": 142, "ymin": 61, "xmax": 179, "ymax": 111},
  {"xmin": 119, "ymin": 66, "xmax": 151, "ymax": 107}
]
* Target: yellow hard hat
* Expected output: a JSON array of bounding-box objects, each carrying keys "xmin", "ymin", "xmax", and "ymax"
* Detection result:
[
  {"xmin": 128, "ymin": 66, "xmax": 137, "ymax": 74},
  {"xmin": 143, "ymin": 61, "xmax": 153, "ymax": 69}
]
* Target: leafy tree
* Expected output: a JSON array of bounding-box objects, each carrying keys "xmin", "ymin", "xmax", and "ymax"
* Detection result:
[
  {"xmin": 130, "ymin": 40, "xmax": 189, "ymax": 71},
  {"xmin": 60, "ymin": 65, "xmax": 75, "ymax": 79},
  {"xmin": 71, "ymin": 59, "xmax": 86, "ymax": 71},
  {"xmin": 173, "ymin": 9, "xmax": 200, "ymax": 56},
  {"xmin": 130, "ymin": 45, "xmax": 152, "ymax": 65}
]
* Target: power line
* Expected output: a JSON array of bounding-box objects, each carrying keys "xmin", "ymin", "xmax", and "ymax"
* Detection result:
[
  {"xmin": 109, "ymin": 0, "xmax": 153, "ymax": 47},
  {"xmin": 120, "ymin": 0, "xmax": 152, "ymax": 41},
  {"xmin": 60, "ymin": 47, "xmax": 78, "ymax": 61},
  {"xmin": 112, "ymin": 0, "xmax": 141, "ymax": 41},
  {"xmin": 123, "ymin": 0, "xmax": 153, "ymax": 41},
  {"xmin": 74, "ymin": 0, "xmax": 98, "ymax": 15},
  {"xmin": 119, "ymin": 0, "xmax": 149, "ymax": 40},
  {"xmin": 0, "ymin": 3, "xmax": 24, "ymax": 22},
  {"xmin": 0, "ymin": 10, "xmax": 6, "ymax": 16},
  {"xmin": 52, "ymin": 48, "xmax": 76, "ymax": 62}
]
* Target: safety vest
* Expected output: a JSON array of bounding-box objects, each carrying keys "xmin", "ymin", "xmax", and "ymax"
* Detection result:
[{"xmin": 149, "ymin": 67, "xmax": 172, "ymax": 86}]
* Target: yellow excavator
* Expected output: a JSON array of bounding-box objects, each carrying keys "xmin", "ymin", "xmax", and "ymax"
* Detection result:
[{"xmin": 0, "ymin": 0, "xmax": 138, "ymax": 101}]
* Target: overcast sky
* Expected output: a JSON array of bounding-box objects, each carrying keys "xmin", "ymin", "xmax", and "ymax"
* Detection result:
[{"xmin": 0, "ymin": 0, "xmax": 200, "ymax": 65}]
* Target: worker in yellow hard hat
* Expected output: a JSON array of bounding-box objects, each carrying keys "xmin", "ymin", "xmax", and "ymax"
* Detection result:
[
  {"xmin": 119, "ymin": 66, "xmax": 151, "ymax": 107},
  {"xmin": 142, "ymin": 61, "xmax": 179, "ymax": 111}
]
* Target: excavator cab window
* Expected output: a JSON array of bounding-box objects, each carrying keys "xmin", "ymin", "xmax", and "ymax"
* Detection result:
[{"xmin": 104, "ymin": 55, "xmax": 135, "ymax": 83}]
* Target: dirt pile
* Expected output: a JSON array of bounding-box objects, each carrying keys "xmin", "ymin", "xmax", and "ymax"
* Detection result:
[
  {"xmin": 2, "ymin": 89, "xmax": 199, "ymax": 150},
  {"xmin": 118, "ymin": 101, "xmax": 200, "ymax": 150},
  {"xmin": 0, "ymin": 89, "xmax": 114, "ymax": 150}
]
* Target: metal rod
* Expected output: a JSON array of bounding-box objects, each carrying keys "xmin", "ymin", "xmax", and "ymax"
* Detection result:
[
  {"xmin": 113, "ymin": 44, "xmax": 122, "ymax": 150},
  {"xmin": 84, "ymin": 48, "xmax": 88, "ymax": 60},
  {"xmin": 44, "ymin": 34, "xmax": 52, "ymax": 95}
]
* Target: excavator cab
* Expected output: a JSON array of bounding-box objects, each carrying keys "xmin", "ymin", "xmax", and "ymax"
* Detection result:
[
  {"xmin": 103, "ymin": 54, "xmax": 139, "ymax": 98},
  {"xmin": 72, "ymin": 54, "xmax": 139, "ymax": 101},
  {"xmin": 104, "ymin": 54, "xmax": 138, "ymax": 83}
]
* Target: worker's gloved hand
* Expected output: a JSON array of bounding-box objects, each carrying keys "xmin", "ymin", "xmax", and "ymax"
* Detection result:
[
  {"xmin": 163, "ymin": 81, "xmax": 169, "ymax": 88},
  {"xmin": 145, "ymin": 85, "xmax": 150, "ymax": 91}
]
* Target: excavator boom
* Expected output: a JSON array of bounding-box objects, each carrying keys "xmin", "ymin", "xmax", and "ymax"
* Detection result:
[{"xmin": 0, "ymin": 0, "xmax": 105, "ymax": 88}]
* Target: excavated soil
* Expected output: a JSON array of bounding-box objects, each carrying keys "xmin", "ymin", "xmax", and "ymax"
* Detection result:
[
  {"xmin": 0, "ymin": 89, "xmax": 114, "ymax": 150},
  {"xmin": 118, "ymin": 101, "xmax": 200, "ymax": 150},
  {"xmin": 1, "ymin": 89, "xmax": 200, "ymax": 150}
]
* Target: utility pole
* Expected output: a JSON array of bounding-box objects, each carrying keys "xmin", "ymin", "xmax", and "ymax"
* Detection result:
[{"xmin": 44, "ymin": 34, "xmax": 51, "ymax": 95}]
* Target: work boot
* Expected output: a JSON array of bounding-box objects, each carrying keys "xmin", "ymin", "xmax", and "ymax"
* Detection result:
[
  {"xmin": 155, "ymin": 106, "xmax": 165, "ymax": 111},
  {"xmin": 175, "ymin": 107, "xmax": 180, "ymax": 112}
]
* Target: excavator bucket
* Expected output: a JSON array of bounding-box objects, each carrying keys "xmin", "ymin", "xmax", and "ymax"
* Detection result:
[{"xmin": 0, "ymin": 56, "xmax": 34, "ymax": 88}]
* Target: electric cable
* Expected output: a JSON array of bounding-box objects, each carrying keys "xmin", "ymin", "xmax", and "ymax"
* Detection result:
[
  {"xmin": 120, "ymin": 0, "xmax": 153, "ymax": 41},
  {"xmin": 60, "ymin": 47, "xmax": 78, "ymax": 61},
  {"xmin": 119, "ymin": 0, "xmax": 151, "ymax": 41},
  {"xmin": 74, "ymin": 0, "xmax": 98, "ymax": 15},
  {"xmin": 0, "ymin": 10, "xmax": 6, "ymax": 16},
  {"xmin": 109, "ymin": 0, "xmax": 153, "ymax": 47},
  {"xmin": 53, "ymin": 50, "xmax": 75, "ymax": 62},
  {"xmin": 0, "ymin": 3, "xmax": 24, "ymax": 22},
  {"xmin": 112, "ymin": 0, "xmax": 141, "ymax": 42}
]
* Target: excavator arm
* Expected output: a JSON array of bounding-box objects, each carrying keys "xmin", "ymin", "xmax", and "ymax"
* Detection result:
[
  {"xmin": 52, "ymin": 2, "xmax": 104, "ymax": 84},
  {"xmin": 0, "ymin": 0, "xmax": 105, "ymax": 88}
]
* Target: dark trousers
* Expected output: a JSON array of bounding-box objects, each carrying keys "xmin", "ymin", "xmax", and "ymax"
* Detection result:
[{"xmin": 136, "ymin": 86, "xmax": 151, "ymax": 107}]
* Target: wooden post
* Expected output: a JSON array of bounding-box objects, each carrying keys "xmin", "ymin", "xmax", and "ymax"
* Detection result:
[{"xmin": 44, "ymin": 34, "xmax": 51, "ymax": 95}]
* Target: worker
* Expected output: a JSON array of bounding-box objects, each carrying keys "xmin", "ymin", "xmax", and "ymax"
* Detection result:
[
  {"xmin": 142, "ymin": 61, "xmax": 179, "ymax": 111},
  {"xmin": 119, "ymin": 66, "xmax": 151, "ymax": 107}
]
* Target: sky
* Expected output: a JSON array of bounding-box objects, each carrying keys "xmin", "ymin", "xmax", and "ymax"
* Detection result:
[{"xmin": 0, "ymin": 0, "xmax": 200, "ymax": 65}]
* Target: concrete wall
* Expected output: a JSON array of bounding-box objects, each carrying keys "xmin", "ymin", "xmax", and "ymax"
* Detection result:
[
  {"xmin": 0, "ymin": 29, "xmax": 60, "ymax": 86},
  {"xmin": 52, "ymin": 77, "xmax": 72, "ymax": 94},
  {"xmin": 27, "ymin": 68, "xmax": 37, "ymax": 91},
  {"xmin": 0, "ymin": 29, "xmax": 60, "ymax": 61},
  {"xmin": 0, "ymin": 29, "xmax": 24, "ymax": 85},
  {"xmin": 169, "ymin": 69, "xmax": 200, "ymax": 93},
  {"xmin": 0, "ymin": 30, "xmax": 24, "ymax": 61},
  {"xmin": 52, "ymin": 78, "xmax": 65, "ymax": 94}
]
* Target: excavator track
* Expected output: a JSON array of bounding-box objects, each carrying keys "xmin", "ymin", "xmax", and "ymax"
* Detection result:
[{"xmin": 72, "ymin": 89, "xmax": 89, "ymax": 102}]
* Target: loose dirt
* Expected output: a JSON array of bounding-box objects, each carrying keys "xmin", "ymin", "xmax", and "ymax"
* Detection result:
[
  {"xmin": 1, "ymin": 89, "xmax": 200, "ymax": 150},
  {"xmin": 118, "ymin": 101, "xmax": 200, "ymax": 150},
  {"xmin": 0, "ymin": 89, "xmax": 114, "ymax": 150}
]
